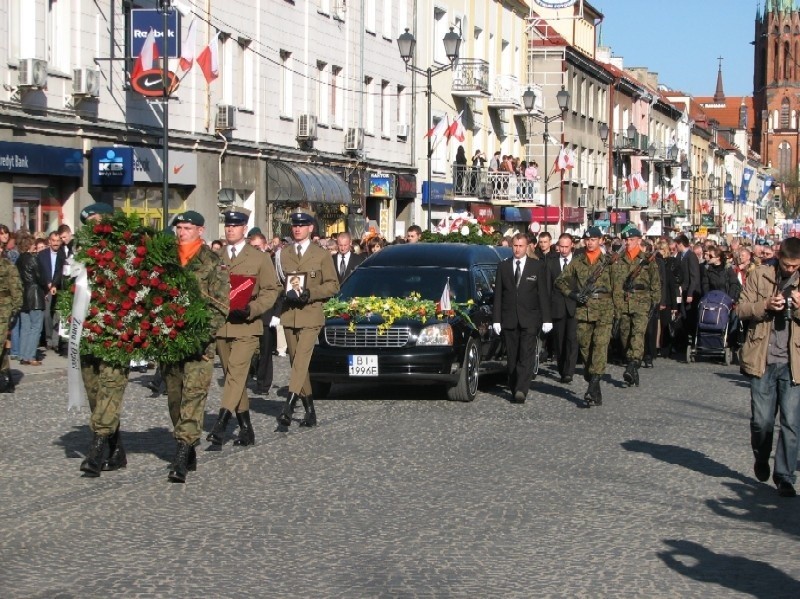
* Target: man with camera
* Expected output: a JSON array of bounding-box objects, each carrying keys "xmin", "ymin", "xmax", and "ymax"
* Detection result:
[{"xmin": 737, "ymin": 236, "xmax": 800, "ymax": 498}]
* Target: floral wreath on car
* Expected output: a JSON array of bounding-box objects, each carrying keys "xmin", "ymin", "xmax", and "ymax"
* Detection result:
[
  {"xmin": 421, "ymin": 212, "xmax": 500, "ymax": 245},
  {"xmin": 324, "ymin": 292, "xmax": 474, "ymax": 334},
  {"xmin": 57, "ymin": 212, "xmax": 212, "ymax": 368}
]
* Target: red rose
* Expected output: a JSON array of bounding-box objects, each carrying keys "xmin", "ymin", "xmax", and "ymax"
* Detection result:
[
  {"xmin": 136, "ymin": 305, "xmax": 146, "ymax": 314},
  {"xmin": 169, "ymin": 329, "xmax": 178, "ymax": 339},
  {"xmin": 140, "ymin": 321, "xmax": 151, "ymax": 330},
  {"xmin": 116, "ymin": 268, "xmax": 126, "ymax": 278},
  {"xmin": 122, "ymin": 299, "xmax": 133, "ymax": 310},
  {"xmin": 150, "ymin": 279, "xmax": 161, "ymax": 288},
  {"xmin": 151, "ymin": 326, "xmax": 161, "ymax": 335},
  {"xmin": 103, "ymin": 251, "xmax": 114, "ymax": 261},
  {"xmin": 121, "ymin": 332, "xmax": 129, "ymax": 341},
  {"xmin": 126, "ymin": 276, "xmax": 138, "ymax": 287},
  {"xmin": 89, "ymin": 306, "xmax": 99, "ymax": 316},
  {"xmin": 125, "ymin": 344, "xmax": 133, "ymax": 352},
  {"xmin": 132, "ymin": 257, "xmax": 143, "ymax": 268},
  {"xmin": 106, "ymin": 303, "xmax": 117, "ymax": 312},
  {"xmin": 128, "ymin": 290, "xmax": 137, "ymax": 300},
  {"xmin": 141, "ymin": 340, "xmax": 149, "ymax": 349},
  {"xmin": 164, "ymin": 316, "xmax": 174, "ymax": 327},
  {"xmin": 105, "ymin": 280, "xmax": 114, "ymax": 289},
  {"xmin": 103, "ymin": 314, "xmax": 113, "ymax": 325},
  {"xmin": 116, "ymin": 341, "xmax": 123, "ymax": 348},
  {"xmin": 119, "ymin": 284, "xmax": 128, "ymax": 293},
  {"xmin": 154, "ymin": 265, "xmax": 165, "ymax": 274},
  {"xmin": 158, "ymin": 283, "xmax": 168, "ymax": 291},
  {"xmin": 104, "ymin": 341, "xmax": 112, "ymax": 348},
  {"xmin": 135, "ymin": 246, "xmax": 147, "ymax": 257},
  {"xmin": 169, "ymin": 288, "xmax": 180, "ymax": 297},
  {"xmin": 123, "ymin": 231, "xmax": 132, "ymax": 241},
  {"xmin": 153, "ymin": 296, "xmax": 164, "ymax": 306},
  {"xmin": 176, "ymin": 320, "xmax": 185, "ymax": 328},
  {"xmin": 103, "ymin": 224, "xmax": 113, "ymax": 234},
  {"xmin": 93, "ymin": 225, "xmax": 103, "ymax": 234},
  {"xmin": 176, "ymin": 307, "xmax": 186, "ymax": 316}
]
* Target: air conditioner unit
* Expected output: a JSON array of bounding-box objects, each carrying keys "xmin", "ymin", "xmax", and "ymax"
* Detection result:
[
  {"xmin": 577, "ymin": 194, "xmax": 588, "ymax": 208},
  {"xmin": 332, "ymin": 0, "xmax": 346, "ymax": 20},
  {"xmin": 345, "ymin": 127, "xmax": 364, "ymax": 152},
  {"xmin": 397, "ymin": 123, "xmax": 409, "ymax": 138},
  {"xmin": 296, "ymin": 114, "xmax": 318, "ymax": 140},
  {"xmin": 216, "ymin": 104, "xmax": 237, "ymax": 131},
  {"xmin": 18, "ymin": 58, "xmax": 48, "ymax": 89},
  {"xmin": 73, "ymin": 67, "xmax": 100, "ymax": 97}
]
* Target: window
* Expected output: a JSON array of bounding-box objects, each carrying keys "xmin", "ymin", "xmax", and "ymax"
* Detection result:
[
  {"xmin": 383, "ymin": 0, "xmax": 392, "ymax": 39},
  {"xmin": 396, "ymin": 84, "xmax": 406, "ymax": 125},
  {"xmin": 364, "ymin": 76, "xmax": 375, "ymax": 134},
  {"xmin": 331, "ymin": 66, "xmax": 343, "ymax": 128},
  {"xmin": 317, "ymin": 61, "xmax": 329, "ymax": 124},
  {"xmin": 785, "ymin": 41, "xmax": 791, "ymax": 80},
  {"xmin": 240, "ymin": 38, "xmax": 253, "ymax": 111},
  {"xmin": 319, "ymin": 0, "xmax": 331, "ymax": 15},
  {"xmin": 779, "ymin": 141, "xmax": 792, "ymax": 178},
  {"xmin": 15, "ymin": 0, "xmax": 35, "ymax": 58},
  {"xmin": 433, "ymin": 7, "xmax": 447, "ymax": 64},
  {"xmin": 280, "ymin": 50, "xmax": 293, "ymax": 118},
  {"xmin": 366, "ymin": 0, "xmax": 376, "ymax": 33},
  {"xmin": 381, "ymin": 81, "xmax": 391, "ymax": 137},
  {"xmin": 222, "ymin": 35, "xmax": 234, "ymax": 104},
  {"xmin": 781, "ymin": 97, "xmax": 790, "ymax": 128},
  {"xmin": 47, "ymin": 0, "xmax": 71, "ymax": 72}
]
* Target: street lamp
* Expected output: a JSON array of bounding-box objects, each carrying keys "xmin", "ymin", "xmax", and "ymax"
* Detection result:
[
  {"xmin": 522, "ymin": 85, "xmax": 570, "ymax": 234},
  {"xmin": 397, "ymin": 27, "xmax": 461, "ymax": 231},
  {"xmin": 158, "ymin": 0, "xmax": 173, "ymax": 231},
  {"xmin": 648, "ymin": 143, "xmax": 679, "ymax": 235}
]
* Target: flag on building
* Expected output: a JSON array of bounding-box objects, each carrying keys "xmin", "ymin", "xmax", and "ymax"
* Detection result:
[
  {"xmin": 667, "ymin": 187, "xmax": 679, "ymax": 204},
  {"xmin": 445, "ymin": 111, "xmax": 466, "ymax": 143},
  {"xmin": 739, "ymin": 167, "xmax": 754, "ymax": 204},
  {"xmin": 197, "ymin": 33, "xmax": 220, "ymax": 83},
  {"xmin": 760, "ymin": 175, "xmax": 775, "ymax": 201},
  {"xmin": 179, "ymin": 18, "xmax": 197, "ymax": 72},
  {"xmin": 131, "ymin": 28, "xmax": 159, "ymax": 80},
  {"xmin": 425, "ymin": 114, "xmax": 450, "ymax": 149},
  {"xmin": 554, "ymin": 147, "xmax": 575, "ymax": 172},
  {"xmin": 439, "ymin": 278, "xmax": 452, "ymax": 312}
]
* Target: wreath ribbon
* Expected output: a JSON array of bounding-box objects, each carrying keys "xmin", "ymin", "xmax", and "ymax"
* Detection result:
[{"xmin": 66, "ymin": 259, "xmax": 89, "ymax": 411}]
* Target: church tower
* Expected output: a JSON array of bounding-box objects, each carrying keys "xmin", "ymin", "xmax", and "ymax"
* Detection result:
[{"xmin": 753, "ymin": 0, "xmax": 800, "ymax": 179}]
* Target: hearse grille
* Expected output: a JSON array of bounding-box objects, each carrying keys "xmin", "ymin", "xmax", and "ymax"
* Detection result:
[{"xmin": 324, "ymin": 326, "xmax": 411, "ymax": 348}]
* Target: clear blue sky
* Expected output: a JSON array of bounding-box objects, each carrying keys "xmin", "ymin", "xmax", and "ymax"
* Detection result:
[{"xmin": 594, "ymin": 0, "xmax": 758, "ymax": 96}]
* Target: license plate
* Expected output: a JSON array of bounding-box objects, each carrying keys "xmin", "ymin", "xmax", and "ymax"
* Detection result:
[{"xmin": 348, "ymin": 355, "xmax": 378, "ymax": 376}]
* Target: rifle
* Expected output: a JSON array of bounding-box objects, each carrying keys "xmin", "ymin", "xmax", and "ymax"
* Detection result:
[
  {"xmin": 623, "ymin": 251, "xmax": 657, "ymax": 301},
  {"xmin": 575, "ymin": 244, "xmax": 625, "ymax": 304}
]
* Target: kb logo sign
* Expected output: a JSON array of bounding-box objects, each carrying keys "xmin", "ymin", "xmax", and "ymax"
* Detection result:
[{"xmin": 130, "ymin": 9, "xmax": 180, "ymax": 59}]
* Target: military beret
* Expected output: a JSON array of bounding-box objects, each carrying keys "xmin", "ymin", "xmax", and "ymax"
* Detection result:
[
  {"xmin": 290, "ymin": 209, "xmax": 314, "ymax": 226},
  {"xmin": 222, "ymin": 207, "xmax": 251, "ymax": 226},
  {"xmin": 173, "ymin": 210, "xmax": 205, "ymax": 226},
  {"xmin": 583, "ymin": 226, "xmax": 603, "ymax": 239},
  {"xmin": 79, "ymin": 202, "xmax": 114, "ymax": 224},
  {"xmin": 247, "ymin": 227, "xmax": 263, "ymax": 238},
  {"xmin": 621, "ymin": 227, "xmax": 642, "ymax": 239}
]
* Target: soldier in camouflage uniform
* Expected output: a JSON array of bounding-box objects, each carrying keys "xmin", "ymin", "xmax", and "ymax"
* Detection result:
[
  {"xmin": 611, "ymin": 228, "xmax": 661, "ymax": 388},
  {"xmin": 0, "ymin": 252, "xmax": 23, "ymax": 392},
  {"xmin": 555, "ymin": 227, "xmax": 618, "ymax": 407},
  {"xmin": 162, "ymin": 211, "xmax": 229, "ymax": 483}
]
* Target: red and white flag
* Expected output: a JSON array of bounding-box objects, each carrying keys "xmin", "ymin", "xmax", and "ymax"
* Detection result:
[
  {"xmin": 667, "ymin": 187, "xmax": 679, "ymax": 204},
  {"xmin": 554, "ymin": 147, "xmax": 575, "ymax": 172},
  {"xmin": 634, "ymin": 173, "xmax": 646, "ymax": 190},
  {"xmin": 425, "ymin": 114, "xmax": 450, "ymax": 148},
  {"xmin": 179, "ymin": 18, "xmax": 197, "ymax": 72},
  {"xmin": 439, "ymin": 279, "xmax": 452, "ymax": 312},
  {"xmin": 197, "ymin": 33, "xmax": 220, "ymax": 84},
  {"xmin": 445, "ymin": 111, "xmax": 466, "ymax": 143},
  {"xmin": 131, "ymin": 28, "xmax": 159, "ymax": 80}
]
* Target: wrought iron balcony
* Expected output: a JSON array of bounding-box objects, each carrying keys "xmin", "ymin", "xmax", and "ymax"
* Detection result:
[
  {"xmin": 487, "ymin": 74, "xmax": 522, "ymax": 109},
  {"xmin": 612, "ymin": 130, "xmax": 650, "ymax": 154},
  {"xmin": 451, "ymin": 165, "xmax": 544, "ymax": 203},
  {"xmin": 451, "ymin": 59, "xmax": 490, "ymax": 97}
]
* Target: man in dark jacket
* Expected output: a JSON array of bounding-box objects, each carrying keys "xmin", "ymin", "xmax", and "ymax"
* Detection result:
[
  {"xmin": 493, "ymin": 233, "xmax": 552, "ymax": 403},
  {"xmin": 547, "ymin": 233, "xmax": 578, "ymax": 383},
  {"xmin": 38, "ymin": 231, "xmax": 64, "ymax": 353},
  {"xmin": 676, "ymin": 234, "xmax": 702, "ymax": 352}
]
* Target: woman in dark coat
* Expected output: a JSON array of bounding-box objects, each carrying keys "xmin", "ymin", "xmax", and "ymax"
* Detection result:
[
  {"xmin": 701, "ymin": 246, "xmax": 741, "ymax": 301},
  {"xmin": 15, "ymin": 231, "xmax": 46, "ymax": 365}
]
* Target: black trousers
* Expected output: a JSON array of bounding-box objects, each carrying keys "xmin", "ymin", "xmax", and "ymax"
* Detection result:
[
  {"xmin": 504, "ymin": 325, "xmax": 538, "ymax": 395},
  {"xmin": 256, "ymin": 326, "xmax": 275, "ymax": 392},
  {"xmin": 553, "ymin": 316, "xmax": 578, "ymax": 378},
  {"xmin": 644, "ymin": 309, "xmax": 658, "ymax": 359}
]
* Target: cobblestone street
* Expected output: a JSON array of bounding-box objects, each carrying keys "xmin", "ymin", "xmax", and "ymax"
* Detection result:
[{"xmin": 1, "ymin": 353, "xmax": 799, "ymax": 598}]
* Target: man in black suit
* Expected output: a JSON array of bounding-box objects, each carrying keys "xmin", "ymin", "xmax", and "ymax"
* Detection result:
[
  {"xmin": 547, "ymin": 233, "xmax": 578, "ymax": 384},
  {"xmin": 493, "ymin": 233, "xmax": 552, "ymax": 403},
  {"xmin": 38, "ymin": 231, "xmax": 65, "ymax": 352},
  {"xmin": 333, "ymin": 232, "xmax": 364, "ymax": 284},
  {"xmin": 676, "ymin": 233, "xmax": 702, "ymax": 351}
]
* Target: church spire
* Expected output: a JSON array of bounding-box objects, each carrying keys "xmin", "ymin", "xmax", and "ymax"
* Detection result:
[{"xmin": 714, "ymin": 57, "xmax": 726, "ymax": 103}]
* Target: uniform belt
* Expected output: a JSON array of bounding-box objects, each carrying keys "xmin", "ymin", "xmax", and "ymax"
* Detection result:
[
  {"xmin": 589, "ymin": 291, "xmax": 610, "ymax": 299},
  {"xmin": 632, "ymin": 284, "xmax": 647, "ymax": 291}
]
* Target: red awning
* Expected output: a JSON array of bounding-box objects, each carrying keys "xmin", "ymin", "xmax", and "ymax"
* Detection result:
[
  {"xmin": 531, "ymin": 206, "xmax": 559, "ymax": 224},
  {"xmin": 562, "ymin": 207, "xmax": 585, "ymax": 224}
]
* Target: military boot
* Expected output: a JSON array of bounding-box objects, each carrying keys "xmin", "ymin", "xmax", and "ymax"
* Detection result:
[
  {"xmin": 276, "ymin": 393, "xmax": 300, "ymax": 427},
  {"xmin": 233, "ymin": 410, "xmax": 255, "ymax": 446},
  {"xmin": 623, "ymin": 362, "xmax": 636, "ymax": 387},
  {"xmin": 187, "ymin": 445, "xmax": 197, "ymax": 471},
  {"xmin": 0, "ymin": 369, "xmax": 14, "ymax": 393},
  {"xmin": 168, "ymin": 441, "xmax": 191, "ymax": 483},
  {"xmin": 630, "ymin": 360, "xmax": 641, "ymax": 387},
  {"xmin": 299, "ymin": 395, "xmax": 317, "ymax": 428},
  {"xmin": 206, "ymin": 408, "xmax": 233, "ymax": 445},
  {"xmin": 101, "ymin": 425, "xmax": 127, "ymax": 471},
  {"xmin": 584, "ymin": 375, "xmax": 602, "ymax": 407},
  {"xmin": 80, "ymin": 433, "xmax": 108, "ymax": 477}
]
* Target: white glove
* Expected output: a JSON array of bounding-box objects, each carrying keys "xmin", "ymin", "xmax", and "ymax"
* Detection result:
[
  {"xmin": 492, "ymin": 323, "xmax": 502, "ymax": 335},
  {"xmin": 269, "ymin": 316, "xmax": 281, "ymax": 328},
  {"xmin": 541, "ymin": 322, "xmax": 553, "ymax": 334}
]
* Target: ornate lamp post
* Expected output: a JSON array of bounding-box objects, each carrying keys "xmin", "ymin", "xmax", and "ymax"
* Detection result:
[{"xmin": 397, "ymin": 27, "xmax": 461, "ymax": 231}]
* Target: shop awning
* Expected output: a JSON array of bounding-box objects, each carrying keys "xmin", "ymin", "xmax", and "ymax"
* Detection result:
[{"xmin": 267, "ymin": 162, "xmax": 352, "ymax": 205}]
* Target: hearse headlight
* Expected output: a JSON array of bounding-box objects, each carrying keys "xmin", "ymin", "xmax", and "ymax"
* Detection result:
[{"xmin": 417, "ymin": 323, "xmax": 454, "ymax": 346}]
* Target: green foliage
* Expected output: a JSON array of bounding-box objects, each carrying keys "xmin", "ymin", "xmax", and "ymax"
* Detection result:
[{"xmin": 421, "ymin": 222, "xmax": 501, "ymax": 245}]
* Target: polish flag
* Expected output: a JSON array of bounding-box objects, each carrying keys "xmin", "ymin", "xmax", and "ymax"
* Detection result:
[
  {"xmin": 425, "ymin": 114, "xmax": 450, "ymax": 148},
  {"xmin": 196, "ymin": 34, "xmax": 220, "ymax": 84},
  {"xmin": 179, "ymin": 18, "xmax": 197, "ymax": 72},
  {"xmin": 445, "ymin": 111, "xmax": 466, "ymax": 143},
  {"xmin": 634, "ymin": 173, "xmax": 646, "ymax": 190},
  {"xmin": 131, "ymin": 29, "xmax": 159, "ymax": 80},
  {"xmin": 625, "ymin": 175, "xmax": 633, "ymax": 194},
  {"xmin": 667, "ymin": 187, "xmax": 679, "ymax": 204},
  {"xmin": 439, "ymin": 279, "xmax": 452, "ymax": 312},
  {"xmin": 554, "ymin": 147, "xmax": 569, "ymax": 171}
]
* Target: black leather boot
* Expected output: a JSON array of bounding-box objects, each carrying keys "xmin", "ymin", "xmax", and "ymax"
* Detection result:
[
  {"xmin": 101, "ymin": 426, "xmax": 127, "ymax": 471},
  {"xmin": 0, "ymin": 369, "xmax": 14, "ymax": 393},
  {"xmin": 299, "ymin": 395, "xmax": 317, "ymax": 427},
  {"xmin": 80, "ymin": 433, "xmax": 108, "ymax": 477},
  {"xmin": 206, "ymin": 408, "xmax": 232, "ymax": 445},
  {"xmin": 168, "ymin": 441, "xmax": 191, "ymax": 483},
  {"xmin": 584, "ymin": 375, "xmax": 602, "ymax": 407},
  {"xmin": 631, "ymin": 360, "xmax": 641, "ymax": 387},
  {"xmin": 277, "ymin": 394, "xmax": 300, "ymax": 427},
  {"xmin": 233, "ymin": 410, "xmax": 255, "ymax": 446},
  {"xmin": 188, "ymin": 445, "xmax": 197, "ymax": 471},
  {"xmin": 623, "ymin": 362, "xmax": 636, "ymax": 387}
]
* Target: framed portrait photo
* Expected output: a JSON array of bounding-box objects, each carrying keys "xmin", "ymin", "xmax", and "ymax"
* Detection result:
[{"xmin": 285, "ymin": 272, "xmax": 307, "ymax": 299}]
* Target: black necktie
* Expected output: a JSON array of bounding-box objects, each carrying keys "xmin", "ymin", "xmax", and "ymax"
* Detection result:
[
  {"xmin": 230, "ymin": 246, "xmax": 236, "ymax": 259},
  {"xmin": 339, "ymin": 255, "xmax": 346, "ymax": 276},
  {"xmin": 562, "ymin": 257, "xmax": 568, "ymax": 271},
  {"xmin": 515, "ymin": 260, "xmax": 521, "ymax": 285},
  {"xmin": 297, "ymin": 244, "xmax": 302, "ymax": 259}
]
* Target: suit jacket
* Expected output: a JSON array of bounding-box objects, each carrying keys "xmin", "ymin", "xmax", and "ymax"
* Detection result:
[
  {"xmin": 38, "ymin": 248, "xmax": 64, "ymax": 290},
  {"xmin": 333, "ymin": 251, "xmax": 364, "ymax": 283},
  {"xmin": 216, "ymin": 244, "xmax": 281, "ymax": 338},
  {"xmin": 280, "ymin": 242, "xmax": 340, "ymax": 328},
  {"xmin": 680, "ymin": 249, "xmax": 702, "ymax": 301},
  {"xmin": 492, "ymin": 256, "xmax": 551, "ymax": 330},
  {"xmin": 547, "ymin": 254, "xmax": 576, "ymax": 319}
]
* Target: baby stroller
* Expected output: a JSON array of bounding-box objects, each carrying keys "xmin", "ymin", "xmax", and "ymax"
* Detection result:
[{"xmin": 687, "ymin": 290, "xmax": 735, "ymax": 365}]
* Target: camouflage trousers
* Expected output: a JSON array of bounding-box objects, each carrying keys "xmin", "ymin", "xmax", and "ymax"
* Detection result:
[
  {"xmin": 81, "ymin": 358, "xmax": 130, "ymax": 436},
  {"xmin": 162, "ymin": 356, "xmax": 213, "ymax": 446},
  {"xmin": 0, "ymin": 314, "xmax": 11, "ymax": 371},
  {"xmin": 619, "ymin": 310, "xmax": 649, "ymax": 362},
  {"xmin": 577, "ymin": 319, "xmax": 612, "ymax": 378}
]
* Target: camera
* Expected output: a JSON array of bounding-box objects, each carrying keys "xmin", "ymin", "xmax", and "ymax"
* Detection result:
[{"xmin": 783, "ymin": 287, "xmax": 794, "ymax": 320}]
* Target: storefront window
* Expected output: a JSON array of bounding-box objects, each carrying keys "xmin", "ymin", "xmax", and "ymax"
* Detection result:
[
  {"xmin": 12, "ymin": 187, "xmax": 42, "ymax": 233},
  {"xmin": 110, "ymin": 187, "xmax": 188, "ymax": 229}
]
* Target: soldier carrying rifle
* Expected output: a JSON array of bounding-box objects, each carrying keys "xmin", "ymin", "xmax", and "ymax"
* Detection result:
[{"xmin": 555, "ymin": 227, "xmax": 621, "ymax": 407}]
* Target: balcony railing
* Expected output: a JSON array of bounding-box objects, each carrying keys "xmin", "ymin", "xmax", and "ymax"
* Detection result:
[
  {"xmin": 451, "ymin": 165, "xmax": 544, "ymax": 203},
  {"xmin": 487, "ymin": 74, "xmax": 521, "ymax": 109},
  {"xmin": 612, "ymin": 131, "xmax": 650, "ymax": 153},
  {"xmin": 451, "ymin": 59, "xmax": 490, "ymax": 97}
]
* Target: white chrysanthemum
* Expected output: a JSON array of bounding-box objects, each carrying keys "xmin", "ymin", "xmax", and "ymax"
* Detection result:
[{"xmin": 460, "ymin": 225, "xmax": 470, "ymax": 236}]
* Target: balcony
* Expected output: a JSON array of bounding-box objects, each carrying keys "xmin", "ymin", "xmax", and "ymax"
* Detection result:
[
  {"xmin": 451, "ymin": 165, "xmax": 544, "ymax": 203},
  {"xmin": 451, "ymin": 59, "xmax": 490, "ymax": 97},
  {"xmin": 487, "ymin": 74, "xmax": 522, "ymax": 109},
  {"xmin": 612, "ymin": 130, "xmax": 649, "ymax": 154}
]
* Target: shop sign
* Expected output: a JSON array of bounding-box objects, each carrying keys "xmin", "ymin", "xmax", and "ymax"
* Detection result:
[
  {"xmin": 132, "ymin": 147, "xmax": 197, "ymax": 185},
  {"xmin": 0, "ymin": 141, "xmax": 83, "ymax": 178},
  {"xmin": 533, "ymin": 0, "xmax": 577, "ymax": 7},
  {"xmin": 610, "ymin": 212, "xmax": 627, "ymax": 224},
  {"xmin": 130, "ymin": 68, "xmax": 178, "ymax": 97},
  {"xmin": 368, "ymin": 172, "xmax": 393, "ymax": 198},
  {"xmin": 503, "ymin": 206, "xmax": 558, "ymax": 223},
  {"xmin": 91, "ymin": 147, "xmax": 134, "ymax": 187},
  {"xmin": 472, "ymin": 203, "xmax": 495, "ymax": 223},
  {"xmin": 422, "ymin": 181, "xmax": 453, "ymax": 205},
  {"xmin": 396, "ymin": 174, "xmax": 417, "ymax": 199},
  {"xmin": 130, "ymin": 9, "xmax": 180, "ymax": 58},
  {"xmin": 562, "ymin": 207, "xmax": 585, "ymax": 223}
]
